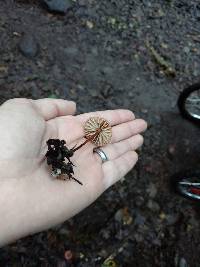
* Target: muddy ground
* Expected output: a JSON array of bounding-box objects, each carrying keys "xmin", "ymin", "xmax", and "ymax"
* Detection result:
[{"xmin": 1, "ymin": 0, "xmax": 200, "ymax": 266}]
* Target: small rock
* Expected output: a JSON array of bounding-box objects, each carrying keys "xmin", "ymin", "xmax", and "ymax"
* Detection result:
[
  {"xmin": 183, "ymin": 46, "xmax": 190, "ymax": 54},
  {"xmin": 59, "ymin": 228, "xmax": 70, "ymax": 236},
  {"xmin": 114, "ymin": 208, "xmax": 133, "ymax": 225},
  {"xmin": 100, "ymin": 229, "xmax": 110, "ymax": 240},
  {"xmin": 42, "ymin": 0, "xmax": 73, "ymax": 14},
  {"xmin": 146, "ymin": 183, "xmax": 157, "ymax": 198},
  {"xmin": 159, "ymin": 212, "xmax": 166, "ymax": 220},
  {"xmin": 0, "ymin": 65, "xmax": 8, "ymax": 73},
  {"xmin": 168, "ymin": 144, "xmax": 176, "ymax": 156},
  {"xmin": 90, "ymin": 88, "xmax": 99, "ymax": 97},
  {"xmin": 193, "ymin": 69, "xmax": 199, "ymax": 77},
  {"xmin": 179, "ymin": 257, "xmax": 188, "ymax": 267},
  {"xmin": 101, "ymin": 66, "xmax": 113, "ymax": 76},
  {"xmin": 98, "ymin": 249, "xmax": 107, "ymax": 258},
  {"xmin": 29, "ymin": 82, "xmax": 38, "ymax": 98},
  {"xmin": 19, "ymin": 33, "xmax": 39, "ymax": 58},
  {"xmin": 174, "ymin": 252, "xmax": 179, "ymax": 267},
  {"xmin": 79, "ymin": 252, "xmax": 85, "ymax": 259},
  {"xmin": 141, "ymin": 108, "xmax": 148, "ymax": 114},
  {"xmin": 86, "ymin": 20, "xmax": 94, "ymax": 29},
  {"xmin": 114, "ymin": 209, "xmax": 123, "ymax": 223}
]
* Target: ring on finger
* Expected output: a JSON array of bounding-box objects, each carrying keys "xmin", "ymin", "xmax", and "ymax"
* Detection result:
[{"xmin": 93, "ymin": 147, "xmax": 109, "ymax": 163}]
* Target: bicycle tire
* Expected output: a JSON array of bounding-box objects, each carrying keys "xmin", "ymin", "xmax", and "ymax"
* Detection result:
[
  {"xmin": 177, "ymin": 82, "xmax": 200, "ymax": 124},
  {"xmin": 172, "ymin": 170, "xmax": 200, "ymax": 201}
]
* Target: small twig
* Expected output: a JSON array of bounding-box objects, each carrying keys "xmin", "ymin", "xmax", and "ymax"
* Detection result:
[
  {"xmin": 146, "ymin": 41, "xmax": 176, "ymax": 77},
  {"xmin": 71, "ymin": 176, "xmax": 83, "ymax": 185}
]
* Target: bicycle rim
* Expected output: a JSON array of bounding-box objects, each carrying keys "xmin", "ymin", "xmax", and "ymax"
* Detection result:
[
  {"xmin": 185, "ymin": 89, "xmax": 200, "ymax": 120},
  {"xmin": 177, "ymin": 176, "xmax": 200, "ymax": 200}
]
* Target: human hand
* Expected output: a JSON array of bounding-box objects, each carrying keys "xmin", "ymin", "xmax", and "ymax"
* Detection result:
[{"xmin": 0, "ymin": 98, "xmax": 147, "ymax": 246}]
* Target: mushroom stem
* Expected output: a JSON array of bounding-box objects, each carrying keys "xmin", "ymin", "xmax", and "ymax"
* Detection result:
[{"xmin": 72, "ymin": 131, "xmax": 99, "ymax": 152}]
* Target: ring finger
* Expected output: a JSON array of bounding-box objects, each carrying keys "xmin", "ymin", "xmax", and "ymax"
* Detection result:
[{"xmin": 94, "ymin": 134, "xmax": 144, "ymax": 164}]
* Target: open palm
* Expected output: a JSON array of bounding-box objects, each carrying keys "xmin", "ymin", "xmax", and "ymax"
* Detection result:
[{"xmin": 0, "ymin": 98, "xmax": 147, "ymax": 246}]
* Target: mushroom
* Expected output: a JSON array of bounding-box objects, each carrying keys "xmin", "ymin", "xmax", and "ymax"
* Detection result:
[{"xmin": 84, "ymin": 117, "xmax": 112, "ymax": 146}]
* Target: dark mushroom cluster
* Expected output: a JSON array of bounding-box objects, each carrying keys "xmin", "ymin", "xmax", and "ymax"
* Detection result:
[{"xmin": 45, "ymin": 139, "xmax": 83, "ymax": 185}]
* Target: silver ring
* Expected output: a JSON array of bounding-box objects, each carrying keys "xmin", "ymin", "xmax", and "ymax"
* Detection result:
[{"xmin": 93, "ymin": 147, "xmax": 108, "ymax": 163}]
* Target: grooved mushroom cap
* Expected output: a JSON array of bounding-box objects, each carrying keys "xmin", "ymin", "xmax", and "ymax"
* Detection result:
[{"xmin": 84, "ymin": 117, "xmax": 112, "ymax": 146}]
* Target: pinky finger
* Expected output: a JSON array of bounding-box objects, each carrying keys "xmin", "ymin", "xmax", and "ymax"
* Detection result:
[{"xmin": 102, "ymin": 151, "xmax": 138, "ymax": 190}]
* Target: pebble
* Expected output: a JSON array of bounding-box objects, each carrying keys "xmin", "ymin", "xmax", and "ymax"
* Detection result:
[
  {"xmin": 179, "ymin": 257, "xmax": 188, "ymax": 267},
  {"xmin": 159, "ymin": 212, "xmax": 166, "ymax": 220},
  {"xmin": 114, "ymin": 209, "xmax": 123, "ymax": 223},
  {"xmin": 141, "ymin": 108, "xmax": 148, "ymax": 114},
  {"xmin": 114, "ymin": 208, "xmax": 133, "ymax": 225},
  {"xmin": 19, "ymin": 33, "xmax": 39, "ymax": 58},
  {"xmin": 168, "ymin": 144, "xmax": 176, "ymax": 156},
  {"xmin": 100, "ymin": 228, "xmax": 110, "ymax": 239},
  {"xmin": 29, "ymin": 82, "xmax": 38, "ymax": 98},
  {"xmin": 58, "ymin": 228, "xmax": 70, "ymax": 236},
  {"xmin": 86, "ymin": 20, "xmax": 94, "ymax": 29},
  {"xmin": 183, "ymin": 46, "xmax": 190, "ymax": 54},
  {"xmin": 90, "ymin": 88, "xmax": 99, "ymax": 97},
  {"xmin": 146, "ymin": 183, "xmax": 157, "ymax": 198},
  {"xmin": 0, "ymin": 65, "xmax": 8, "ymax": 73},
  {"xmin": 42, "ymin": 0, "xmax": 73, "ymax": 14}
]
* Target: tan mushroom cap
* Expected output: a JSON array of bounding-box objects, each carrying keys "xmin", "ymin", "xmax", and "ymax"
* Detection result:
[{"xmin": 84, "ymin": 117, "xmax": 112, "ymax": 146}]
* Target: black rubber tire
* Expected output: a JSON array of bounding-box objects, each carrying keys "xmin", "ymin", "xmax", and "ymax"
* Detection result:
[
  {"xmin": 177, "ymin": 82, "xmax": 200, "ymax": 124},
  {"xmin": 172, "ymin": 170, "xmax": 200, "ymax": 201}
]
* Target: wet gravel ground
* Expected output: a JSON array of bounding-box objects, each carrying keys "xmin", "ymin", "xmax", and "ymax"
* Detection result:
[{"xmin": 1, "ymin": 0, "xmax": 200, "ymax": 266}]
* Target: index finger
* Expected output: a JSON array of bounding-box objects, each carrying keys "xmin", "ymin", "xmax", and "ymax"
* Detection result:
[
  {"xmin": 31, "ymin": 99, "xmax": 76, "ymax": 120},
  {"xmin": 76, "ymin": 109, "xmax": 135, "ymax": 126}
]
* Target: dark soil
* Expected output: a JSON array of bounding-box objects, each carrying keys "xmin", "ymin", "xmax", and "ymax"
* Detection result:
[{"xmin": 1, "ymin": 0, "xmax": 200, "ymax": 266}]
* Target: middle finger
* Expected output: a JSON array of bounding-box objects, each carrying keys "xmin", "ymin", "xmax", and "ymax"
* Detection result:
[{"xmin": 111, "ymin": 119, "xmax": 147, "ymax": 143}]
